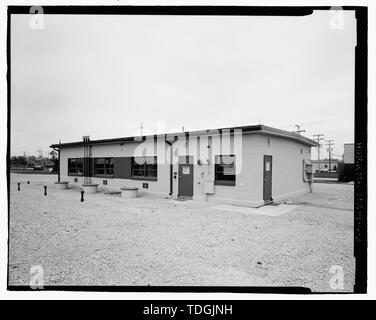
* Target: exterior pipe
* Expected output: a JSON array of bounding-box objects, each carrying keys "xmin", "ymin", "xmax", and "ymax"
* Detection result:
[
  {"xmin": 165, "ymin": 140, "xmax": 173, "ymax": 196},
  {"xmin": 53, "ymin": 147, "xmax": 60, "ymax": 182}
]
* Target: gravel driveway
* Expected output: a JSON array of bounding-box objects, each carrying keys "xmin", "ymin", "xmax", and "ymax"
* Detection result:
[{"xmin": 9, "ymin": 174, "xmax": 354, "ymax": 292}]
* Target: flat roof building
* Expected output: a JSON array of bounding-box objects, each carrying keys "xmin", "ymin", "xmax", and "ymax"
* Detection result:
[{"xmin": 50, "ymin": 124, "xmax": 317, "ymax": 207}]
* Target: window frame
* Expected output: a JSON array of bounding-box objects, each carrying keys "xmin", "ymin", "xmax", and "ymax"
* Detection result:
[
  {"xmin": 93, "ymin": 157, "xmax": 114, "ymax": 177},
  {"xmin": 67, "ymin": 158, "xmax": 84, "ymax": 176},
  {"xmin": 131, "ymin": 156, "xmax": 158, "ymax": 181},
  {"xmin": 214, "ymin": 155, "xmax": 236, "ymax": 186}
]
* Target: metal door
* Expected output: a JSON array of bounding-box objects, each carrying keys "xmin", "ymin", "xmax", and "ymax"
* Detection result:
[
  {"xmin": 263, "ymin": 155, "xmax": 273, "ymax": 202},
  {"xmin": 178, "ymin": 157, "xmax": 193, "ymax": 197}
]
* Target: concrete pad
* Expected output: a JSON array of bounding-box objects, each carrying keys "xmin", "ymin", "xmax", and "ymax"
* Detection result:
[{"xmin": 210, "ymin": 203, "xmax": 299, "ymax": 216}]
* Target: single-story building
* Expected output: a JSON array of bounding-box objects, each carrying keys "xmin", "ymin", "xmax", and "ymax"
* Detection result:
[
  {"xmin": 50, "ymin": 124, "xmax": 317, "ymax": 207},
  {"xmin": 311, "ymin": 159, "xmax": 339, "ymax": 172},
  {"xmin": 338, "ymin": 143, "xmax": 354, "ymax": 182}
]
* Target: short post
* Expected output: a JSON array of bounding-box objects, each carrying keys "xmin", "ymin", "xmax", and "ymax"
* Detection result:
[
  {"xmin": 17, "ymin": 183, "xmax": 20, "ymax": 191},
  {"xmin": 44, "ymin": 185, "xmax": 47, "ymax": 196},
  {"xmin": 27, "ymin": 181, "xmax": 30, "ymax": 184},
  {"xmin": 81, "ymin": 190, "xmax": 84, "ymax": 202}
]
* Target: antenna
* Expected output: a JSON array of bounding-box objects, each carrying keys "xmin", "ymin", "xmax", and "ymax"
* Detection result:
[{"xmin": 293, "ymin": 124, "xmax": 306, "ymax": 135}]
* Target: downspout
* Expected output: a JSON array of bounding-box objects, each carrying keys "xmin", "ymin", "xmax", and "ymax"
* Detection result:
[
  {"xmin": 52, "ymin": 147, "xmax": 60, "ymax": 182},
  {"xmin": 165, "ymin": 140, "xmax": 173, "ymax": 196}
]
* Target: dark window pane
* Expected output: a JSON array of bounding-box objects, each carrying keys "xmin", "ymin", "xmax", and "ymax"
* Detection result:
[
  {"xmin": 215, "ymin": 155, "xmax": 236, "ymax": 185},
  {"xmin": 68, "ymin": 158, "xmax": 84, "ymax": 175},
  {"xmin": 133, "ymin": 169, "xmax": 145, "ymax": 176},
  {"xmin": 132, "ymin": 156, "xmax": 157, "ymax": 178},
  {"xmin": 96, "ymin": 168, "xmax": 105, "ymax": 175}
]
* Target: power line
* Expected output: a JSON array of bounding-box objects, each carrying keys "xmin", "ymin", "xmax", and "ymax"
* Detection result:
[{"xmin": 325, "ymin": 139, "xmax": 335, "ymax": 172}]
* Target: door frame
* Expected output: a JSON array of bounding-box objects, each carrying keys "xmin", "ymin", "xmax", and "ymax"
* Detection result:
[
  {"xmin": 178, "ymin": 156, "xmax": 194, "ymax": 197},
  {"xmin": 263, "ymin": 155, "xmax": 273, "ymax": 202}
]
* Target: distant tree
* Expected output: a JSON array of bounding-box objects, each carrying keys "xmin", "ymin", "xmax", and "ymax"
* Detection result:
[
  {"xmin": 37, "ymin": 149, "xmax": 44, "ymax": 160},
  {"xmin": 10, "ymin": 155, "xmax": 27, "ymax": 167},
  {"xmin": 49, "ymin": 149, "xmax": 59, "ymax": 172}
]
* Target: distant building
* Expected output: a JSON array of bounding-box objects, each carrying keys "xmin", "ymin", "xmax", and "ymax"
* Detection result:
[
  {"xmin": 338, "ymin": 143, "xmax": 354, "ymax": 182},
  {"xmin": 311, "ymin": 159, "xmax": 338, "ymax": 172},
  {"xmin": 35, "ymin": 159, "xmax": 55, "ymax": 169}
]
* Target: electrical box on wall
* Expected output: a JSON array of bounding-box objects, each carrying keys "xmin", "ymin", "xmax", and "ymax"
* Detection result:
[
  {"xmin": 74, "ymin": 178, "xmax": 78, "ymax": 183},
  {"xmin": 204, "ymin": 180, "xmax": 214, "ymax": 194},
  {"xmin": 143, "ymin": 183, "xmax": 149, "ymax": 189}
]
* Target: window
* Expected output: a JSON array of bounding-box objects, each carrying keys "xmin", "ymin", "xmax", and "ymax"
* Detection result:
[
  {"xmin": 215, "ymin": 155, "xmax": 236, "ymax": 186},
  {"xmin": 131, "ymin": 156, "xmax": 157, "ymax": 180},
  {"xmin": 94, "ymin": 158, "xmax": 114, "ymax": 176},
  {"xmin": 68, "ymin": 158, "xmax": 84, "ymax": 175}
]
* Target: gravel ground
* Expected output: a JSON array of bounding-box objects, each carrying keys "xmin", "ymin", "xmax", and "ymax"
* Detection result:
[{"xmin": 9, "ymin": 174, "xmax": 354, "ymax": 292}]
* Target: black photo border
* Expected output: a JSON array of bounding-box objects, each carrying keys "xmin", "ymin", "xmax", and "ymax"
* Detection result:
[{"xmin": 6, "ymin": 5, "xmax": 367, "ymax": 294}]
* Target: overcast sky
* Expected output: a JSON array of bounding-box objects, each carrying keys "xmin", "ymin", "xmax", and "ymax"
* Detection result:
[{"xmin": 11, "ymin": 10, "xmax": 356, "ymax": 159}]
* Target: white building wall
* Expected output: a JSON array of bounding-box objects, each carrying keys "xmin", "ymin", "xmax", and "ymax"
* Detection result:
[
  {"xmin": 59, "ymin": 140, "xmax": 170, "ymax": 197},
  {"xmin": 187, "ymin": 133, "xmax": 311, "ymax": 206},
  {"xmin": 59, "ymin": 132, "xmax": 312, "ymax": 206}
]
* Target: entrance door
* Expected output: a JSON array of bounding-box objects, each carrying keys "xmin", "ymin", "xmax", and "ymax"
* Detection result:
[
  {"xmin": 178, "ymin": 156, "xmax": 193, "ymax": 197},
  {"xmin": 263, "ymin": 155, "xmax": 273, "ymax": 202}
]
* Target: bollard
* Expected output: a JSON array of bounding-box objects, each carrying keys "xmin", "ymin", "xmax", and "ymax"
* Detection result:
[
  {"xmin": 44, "ymin": 185, "xmax": 47, "ymax": 196},
  {"xmin": 27, "ymin": 181, "xmax": 30, "ymax": 184},
  {"xmin": 81, "ymin": 190, "xmax": 84, "ymax": 202},
  {"xmin": 17, "ymin": 183, "xmax": 20, "ymax": 191}
]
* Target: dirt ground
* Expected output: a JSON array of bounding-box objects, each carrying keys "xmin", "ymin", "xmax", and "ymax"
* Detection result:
[{"xmin": 8, "ymin": 173, "xmax": 354, "ymax": 292}]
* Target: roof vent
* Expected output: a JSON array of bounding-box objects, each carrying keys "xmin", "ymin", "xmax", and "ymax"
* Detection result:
[{"xmin": 82, "ymin": 135, "xmax": 90, "ymax": 142}]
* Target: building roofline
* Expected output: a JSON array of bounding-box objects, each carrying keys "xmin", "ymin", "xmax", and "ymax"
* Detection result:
[{"xmin": 50, "ymin": 124, "xmax": 318, "ymax": 149}]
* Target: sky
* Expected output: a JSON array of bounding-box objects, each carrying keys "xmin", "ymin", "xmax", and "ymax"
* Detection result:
[{"xmin": 10, "ymin": 10, "xmax": 356, "ymax": 160}]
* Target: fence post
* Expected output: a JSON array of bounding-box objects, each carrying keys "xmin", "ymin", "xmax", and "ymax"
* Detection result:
[
  {"xmin": 44, "ymin": 186, "xmax": 47, "ymax": 196},
  {"xmin": 81, "ymin": 190, "xmax": 84, "ymax": 202}
]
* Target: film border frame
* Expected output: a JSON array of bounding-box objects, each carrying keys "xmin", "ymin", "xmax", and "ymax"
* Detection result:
[{"xmin": 6, "ymin": 5, "xmax": 368, "ymax": 294}]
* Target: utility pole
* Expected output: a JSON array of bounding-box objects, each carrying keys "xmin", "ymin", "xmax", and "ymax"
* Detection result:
[
  {"xmin": 325, "ymin": 139, "xmax": 335, "ymax": 172},
  {"xmin": 293, "ymin": 124, "xmax": 306, "ymax": 135},
  {"xmin": 313, "ymin": 134, "xmax": 324, "ymax": 171},
  {"xmin": 23, "ymin": 151, "xmax": 27, "ymax": 169}
]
